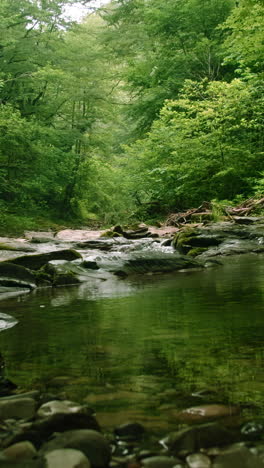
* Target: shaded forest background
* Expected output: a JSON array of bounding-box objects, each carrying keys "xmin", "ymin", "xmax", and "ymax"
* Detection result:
[{"xmin": 0, "ymin": 0, "xmax": 263, "ymax": 233}]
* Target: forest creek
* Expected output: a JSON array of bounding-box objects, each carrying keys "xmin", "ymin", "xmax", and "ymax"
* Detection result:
[
  {"xmin": 1, "ymin": 0, "xmax": 264, "ymax": 466},
  {"xmin": 0, "ymin": 213, "xmax": 263, "ymax": 467}
]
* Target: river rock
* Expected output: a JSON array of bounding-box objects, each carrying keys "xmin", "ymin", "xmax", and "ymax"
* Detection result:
[
  {"xmin": 0, "ymin": 242, "xmax": 36, "ymax": 252},
  {"xmin": 0, "ymin": 263, "xmax": 36, "ymax": 289},
  {"xmin": 32, "ymin": 412, "xmax": 100, "ymax": 435},
  {"xmin": 0, "ymin": 397, "xmax": 36, "ymax": 420},
  {"xmin": 6, "ymin": 250, "xmax": 82, "ymax": 270},
  {"xmin": 3, "ymin": 441, "xmax": 37, "ymax": 462},
  {"xmin": 186, "ymin": 452, "xmax": 211, "ymax": 467},
  {"xmin": 212, "ymin": 445, "xmax": 264, "ymax": 467},
  {"xmin": 161, "ymin": 423, "xmax": 237, "ymax": 453},
  {"xmin": 44, "ymin": 449, "xmax": 91, "ymax": 468},
  {"xmin": 114, "ymin": 422, "xmax": 145, "ymax": 440},
  {"xmin": 115, "ymin": 252, "xmax": 202, "ymax": 275},
  {"xmin": 37, "ymin": 400, "xmax": 84, "ymax": 418},
  {"xmin": 141, "ymin": 456, "xmax": 181, "ymax": 467},
  {"xmin": 173, "ymin": 404, "xmax": 240, "ymax": 423},
  {"xmin": 74, "ymin": 240, "xmax": 114, "ymax": 251},
  {"xmin": 241, "ymin": 421, "xmax": 264, "ymax": 440},
  {"xmin": 41, "ymin": 429, "xmax": 111, "ymax": 468}
]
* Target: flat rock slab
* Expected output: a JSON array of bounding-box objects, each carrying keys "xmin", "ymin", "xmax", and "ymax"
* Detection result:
[
  {"xmin": 5, "ymin": 250, "xmax": 82, "ymax": 270},
  {"xmin": 0, "ymin": 263, "xmax": 36, "ymax": 289},
  {"xmin": 0, "ymin": 397, "xmax": 36, "ymax": 420}
]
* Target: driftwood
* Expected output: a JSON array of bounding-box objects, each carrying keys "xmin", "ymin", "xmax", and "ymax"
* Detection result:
[
  {"xmin": 165, "ymin": 197, "xmax": 264, "ymax": 226},
  {"xmin": 165, "ymin": 202, "xmax": 212, "ymax": 226},
  {"xmin": 225, "ymin": 197, "xmax": 264, "ymax": 217}
]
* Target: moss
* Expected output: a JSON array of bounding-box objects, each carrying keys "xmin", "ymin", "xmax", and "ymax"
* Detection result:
[
  {"xmin": 187, "ymin": 247, "xmax": 208, "ymax": 257},
  {"xmin": 172, "ymin": 228, "xmax": 198, "ymax": 254},
  {"xmin": 53, "ymin": 272, "xmax": 81, "ymax": 286},
  {"xmin": 100, "ymin": 230, "xmax": 122, "ymax": 238}
]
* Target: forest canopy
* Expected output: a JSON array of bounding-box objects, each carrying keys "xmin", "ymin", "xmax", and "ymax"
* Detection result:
[{"xmin": 0, "ymin": 0, "xmax": 263, "ymax": 231}]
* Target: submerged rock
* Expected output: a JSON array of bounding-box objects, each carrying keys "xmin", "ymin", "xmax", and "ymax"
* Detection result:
[
  {"xmin": 212, "ymin": 445, "xmax": 264, "ymax": 468},
  {"xmin": 41, "ymin": 430, "xmax": 111, "ymax": 468},
  {"xmin": 172, "ymin": 404, "xmax": 240, "ymax": 423},
  {"xmin": 161, "ymin": 423, "xmax": 237, "ymax": 453}
]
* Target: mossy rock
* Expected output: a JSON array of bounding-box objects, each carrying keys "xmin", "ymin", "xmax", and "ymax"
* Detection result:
[
  {"xmin": 172, "ymin": 228, "xmax": 198, "ymax": 254},
  {"xmin": 173, "ymin": 228, "xmax": 224, "ymax": 254},
  {"xmin": 5, "ymin": 249, "xmax": 82, "ymax": 270},
  {"xmin": 0, "ymin": 262, "xmax": 36, "ymax": 289},
  {"xmin": 187, "ymin": 247, "xmax": 208, "ymax": 257},
  {"xmin": 100, "ymin": 230, "xmax": 122, "ymax": 238},
  {"xmin": 0, "ymin": 242, "xmax": 35, "ymax": 252},
  {"xmin": 53, "ymin": 272, "xmax": 81, "ymax": 286}
]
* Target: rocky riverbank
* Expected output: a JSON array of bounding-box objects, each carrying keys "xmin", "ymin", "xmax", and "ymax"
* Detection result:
[
  {"xmin": 0, "ymin": 217, "xmax": 263, "ymax": 302},
  {"xmin": 0, "ymin": 386, "xmax": 263, "ymax": 467}
]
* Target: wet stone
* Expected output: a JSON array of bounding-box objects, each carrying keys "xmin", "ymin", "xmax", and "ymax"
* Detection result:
[
  {"xmin": 161, "ymin": 423, "xmax": 237, "ymax": 453},
  {"xmin": 186, "ymin": 452, "xmax": 211, "ymax": 467},
  {"xmin": 3, "ymin": 441, "xmax": 37, "ymax": 462},
  {"xmin": 114, "ymin": 422, "xmax": 145, "ymax": 440},
  {"xmin": 212, "ymin": 445, "xmax": 264, "ymax": 467},
  {"xmin": 141, "ymin": 455, "xmax": 181, "ymax": 467},
  {"xmin": 37, "ymin": 400, "xmax": 83, "ymax": 418},
  {"xmin": 241, "ymin": 421, "xmax": 264, "ymax": 441},
  {"xmin": 41, "ymin": 429, "xmax": 111, "ymax": 468},
  {"xmin": 0, "ymin": 397, "xmax": 36, "ymax": 420},
  {"xmin": 44, "ymin": 448, "xmax": 91, "ymax": 468},
  {"xmin": 172, "ymin": 404, "xmax": 240, "ymax": 423}
]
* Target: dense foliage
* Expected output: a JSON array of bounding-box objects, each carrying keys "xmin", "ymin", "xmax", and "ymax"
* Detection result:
[{"xmin": 0, "ymin": 0, "xmax": 263, "ymax": 231}]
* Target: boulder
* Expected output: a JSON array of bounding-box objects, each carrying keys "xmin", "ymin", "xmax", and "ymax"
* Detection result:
[
  {"xmin": 41, "ymin": 429, "xmax": 111, "ymax": 468},
  {"xmin": 35, "ymin": 262, "xmax": 105, "ymax": 287},
  {"xmin": 0, "ymin": 263, "xmax": 36, "ymax": 289},
  {"xmin": 5, "ymin": 250, "xmax": 82, "ymax": 270}
]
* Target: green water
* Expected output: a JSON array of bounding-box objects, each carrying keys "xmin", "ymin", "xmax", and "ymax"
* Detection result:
[{"xmin": 0, "ymin": 253, "xmax": 263, "ymax": 430}]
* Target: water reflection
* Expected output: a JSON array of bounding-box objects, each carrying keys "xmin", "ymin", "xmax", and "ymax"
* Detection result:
[{"xmin": 0, "ymin": 254, "xmax": 263, "ymax": 429}]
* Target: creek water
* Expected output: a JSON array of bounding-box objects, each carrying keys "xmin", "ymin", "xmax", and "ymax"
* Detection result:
[{"xmin": 0, "ymin": 253, "xmax": 263, "ymax": 431}]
